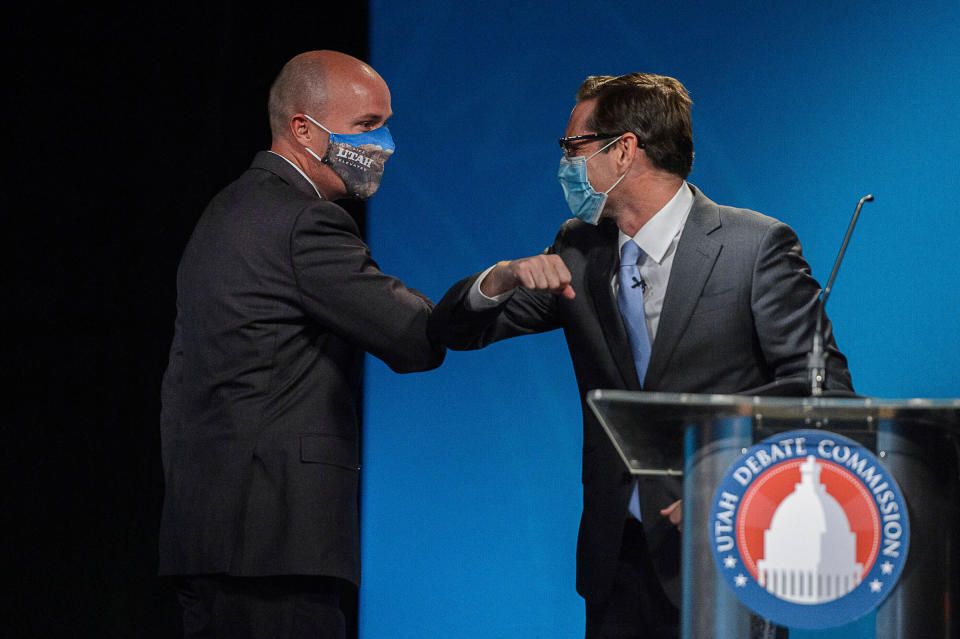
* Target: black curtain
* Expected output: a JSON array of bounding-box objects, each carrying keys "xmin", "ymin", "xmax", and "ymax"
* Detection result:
[{"xmin": 8, "ymin": 5, "xmax": 368, "ymax": 637}]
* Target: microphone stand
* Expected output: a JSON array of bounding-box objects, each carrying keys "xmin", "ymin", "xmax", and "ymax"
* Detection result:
[{"xmin": 808, "ymin": 194, "xmax": 873, "ymax": 396}]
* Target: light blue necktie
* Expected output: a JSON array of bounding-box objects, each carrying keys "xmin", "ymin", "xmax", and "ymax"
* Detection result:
[
  {"xmin": 618, "ymin": 240, "xmax": 652, "ymax": 521},
  {"xmin": 617, "ymin": 241, "xmax": 652, "ymax": 385}
]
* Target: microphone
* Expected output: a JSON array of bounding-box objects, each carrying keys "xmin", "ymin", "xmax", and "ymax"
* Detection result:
[
  {"xmin": 631, "ymin": 276, "xmax": 646, "ymax": 292},
  {"xmin": 808, "ymin": 194, "xmax": 873, "ymax": 396}
]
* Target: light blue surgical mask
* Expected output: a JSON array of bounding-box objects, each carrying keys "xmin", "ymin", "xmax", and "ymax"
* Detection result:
[
  {"xmin": 303, "ymin": 114, "xmax": 396, "ymax": 199},
  {"xmin": 557, "ymin": 135, "xmax": 626, "ymax": 225}
]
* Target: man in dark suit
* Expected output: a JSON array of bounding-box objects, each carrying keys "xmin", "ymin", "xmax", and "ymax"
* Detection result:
[
  {"xmin": 428, "ymin": 73, "xmax": 852, "ymax": 638},
  {"xmin": 159, "ymin": 50, "xmax": 445, "ymax": 639}
]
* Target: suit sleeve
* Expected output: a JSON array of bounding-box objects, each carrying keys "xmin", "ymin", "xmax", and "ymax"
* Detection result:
[
  {"xmin": 750, "ymin": 221, "xmax": 853, "ymax": 391},
  {"xmin": 290, "ymin": 202, "xmax": 445, "ymax": 373},
  {"xmin": 426, "ymin": 221, "xmax": 577, "ymax": 350},
  {"xmin": 426, "ymin": 273, "xmax": 560, "ymax": 350}
]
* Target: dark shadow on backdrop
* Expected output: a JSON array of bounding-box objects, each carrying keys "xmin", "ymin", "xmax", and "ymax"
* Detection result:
[{"xmin": 7, "ymin": 5, "xmax": 368, "ymax": 637}]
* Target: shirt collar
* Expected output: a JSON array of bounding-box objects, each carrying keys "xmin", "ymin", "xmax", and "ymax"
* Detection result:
[
  {"xmin": 618, "ymin": 181, "xmax": 693, "ymax": 264},
  {"xmin": 266, "ymin": 150, "xmax": 323, "ymax": 199}
]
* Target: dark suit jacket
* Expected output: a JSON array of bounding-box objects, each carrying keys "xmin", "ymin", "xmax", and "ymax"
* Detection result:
[
  {"xmin": 159, "ymin": 151, "xmax": 444, "ymax": 586},
  {"xmin": 428, "ymin": 183, "xmax": 852, "ymax": 605}
]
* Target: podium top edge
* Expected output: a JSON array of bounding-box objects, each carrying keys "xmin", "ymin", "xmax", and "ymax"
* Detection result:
[{"xmin": 586, "ymin": 389, "xmax": 960, "ymax": 410}]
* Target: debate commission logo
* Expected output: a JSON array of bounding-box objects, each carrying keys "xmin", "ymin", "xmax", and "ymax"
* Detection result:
[{"xmin": 709, "ymin": 430, "xmax": 909, "ymax": 629}]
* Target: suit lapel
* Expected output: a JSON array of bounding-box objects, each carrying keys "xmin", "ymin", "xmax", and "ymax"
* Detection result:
[
  {"xmin": 587, "ymin": 221, "xmax": 643, "ymax": 391},
  {"xmin": 250, "ymin": 151, "xmax": 323, "ymax": 199},
  {"xmin": 644, "ymin": 187, "xmax": 723, "ymax": 388}
]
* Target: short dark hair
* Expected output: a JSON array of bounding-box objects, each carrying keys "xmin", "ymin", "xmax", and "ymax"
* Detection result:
[{"xmin": 577, "ymin": 73, "xmax": 694, "ymax": 178}]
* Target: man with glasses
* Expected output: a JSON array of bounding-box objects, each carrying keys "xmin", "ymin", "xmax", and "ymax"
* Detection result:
[{"xmin": 428, "ymin": 73, "xmax": 852, "ymax": 637}]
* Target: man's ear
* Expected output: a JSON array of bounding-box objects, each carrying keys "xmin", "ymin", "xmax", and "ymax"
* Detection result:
[
  {"xmin": 290, "ymin": 114, "xmax": 313, "ymax": 144},
  {"xmin": 616, "ymin": 132, "xmax": 641, "ymax": 172},
  {"xmin": 290, "ymin": 114, "xmax": 329, "ymax": 157}
]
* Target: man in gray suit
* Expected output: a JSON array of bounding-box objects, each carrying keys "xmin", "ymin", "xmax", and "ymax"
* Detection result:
[
  {"xmin": 428, "ymin": 73, "xmax": 852, "ymax": 638},
  {"xmin": 160, "ymin": 50, "xmax": 444, "ymax": 638}
]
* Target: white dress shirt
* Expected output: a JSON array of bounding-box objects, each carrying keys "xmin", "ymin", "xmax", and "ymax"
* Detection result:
[{"xmin": 615, "ymin": 182, "xmax": 694, "ymax": 343}]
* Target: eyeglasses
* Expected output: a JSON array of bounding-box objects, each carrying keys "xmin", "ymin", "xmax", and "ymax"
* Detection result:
[{"xmin": 558, "ymin": 132, "xmax": 641, "ymax": 157}]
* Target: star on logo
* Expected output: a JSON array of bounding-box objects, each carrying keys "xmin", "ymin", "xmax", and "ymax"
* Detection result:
[
  {"xmin": 734, "ymin": 574, "xmax": 748, "ymax": 587},
  {"xmin": 724, "ymin": 555, "xmax": 737, "ymax": 569},
  {"xmin": 870, "ymin": 579, "xmax": 883, "ymax": 593},
  {"xmin": 881, "ymin": 561, "xmax": 894, "ymax": 575}
]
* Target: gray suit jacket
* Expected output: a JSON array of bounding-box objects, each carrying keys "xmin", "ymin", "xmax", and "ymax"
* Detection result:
[
  {"xmin": 159, "ymin": 151, "xmax": 444, "ymax": 585},
  {"xmin": 428, "ymin": 183, "xmax": 853, "ymax": 605}
]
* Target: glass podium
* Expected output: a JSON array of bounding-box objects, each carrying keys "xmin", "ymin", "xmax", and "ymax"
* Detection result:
[{"xmin": 586, "ymin": 390, "xmax": 960, "ymax": 638}]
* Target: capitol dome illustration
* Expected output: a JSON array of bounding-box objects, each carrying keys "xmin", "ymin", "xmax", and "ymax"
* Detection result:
[{"xmin": 756, "ymin": 455, "xmax": 862, "ymax": 603}]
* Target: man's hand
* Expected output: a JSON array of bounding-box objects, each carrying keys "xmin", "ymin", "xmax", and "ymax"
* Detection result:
[
  {"xmin": 660, "ymin": 500, "xmax": 683, "ymax": 532},
  {"xmin": 480, "ymin": 254, "xmax": 576, "ymax": 299}
]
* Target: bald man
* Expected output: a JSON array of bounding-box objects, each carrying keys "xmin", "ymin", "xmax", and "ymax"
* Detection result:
[{"xmin": 159, "ymin": 51, "xmax": 445, "ymax": 639}]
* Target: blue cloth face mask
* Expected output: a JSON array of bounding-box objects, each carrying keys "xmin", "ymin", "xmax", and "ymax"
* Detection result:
[
  {"xmin": 303, "ymin": 114, "xmax": 396, "ymax": 199},
  {"xmin": 557, "ymin": 135, "xmax": 626, "ymax": 225}
]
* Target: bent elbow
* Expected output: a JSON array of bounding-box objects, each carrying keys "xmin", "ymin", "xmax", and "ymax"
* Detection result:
[{"xmin": 384, "ymin": 340, "xmax": 446, "ymax": 373}]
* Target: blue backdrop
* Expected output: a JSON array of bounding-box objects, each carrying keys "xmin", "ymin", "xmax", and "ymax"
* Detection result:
[{"xmin": 360, "ymin": 2, "xmax": 960, "ymax": 637}]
